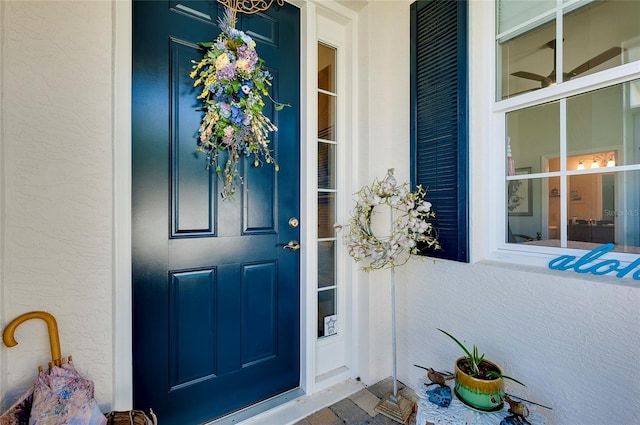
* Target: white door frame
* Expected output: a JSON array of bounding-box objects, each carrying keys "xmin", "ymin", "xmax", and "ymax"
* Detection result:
[
  {"xmin": 112, "ymin": 0, "xmax": 359, "ymax": 410},
  {"xmin": 312, "ymin": 4, "xmax": 359, "ymax": 391}
]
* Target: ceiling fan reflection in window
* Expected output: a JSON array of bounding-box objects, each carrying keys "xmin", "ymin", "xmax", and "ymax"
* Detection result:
[{"xmin": 511, "ymin": 39, "xmax": 625, "ymax": 93}]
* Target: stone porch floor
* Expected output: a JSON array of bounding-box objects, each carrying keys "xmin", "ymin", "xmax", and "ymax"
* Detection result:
[{"xmin": 294, "ymin": 377, "xmax": 418, "ymax": 425}]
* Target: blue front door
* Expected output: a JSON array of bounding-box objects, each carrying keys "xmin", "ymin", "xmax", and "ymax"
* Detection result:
[{"xmin": 132, "ymin": 2, "xmax": 300, "ymax": 424}]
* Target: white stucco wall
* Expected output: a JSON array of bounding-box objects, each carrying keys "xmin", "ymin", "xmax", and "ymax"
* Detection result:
[
  {"xmin": 360, "ymin": 2, "xmax": 640, "ymax": 424},
  {"xmin": 1, "ymin": 1, "xmax": 639, "ymax": 424},
  {"xmin": 0, "ymin": 0, "xmax": 114, "ymax": 411},
  {"xmin": 398, "ymin": 261, "xmax": 640, "ymax": 424},
  {"xmin": 353, "ymin": 0, "xmax": 415, "ymax": 387}
]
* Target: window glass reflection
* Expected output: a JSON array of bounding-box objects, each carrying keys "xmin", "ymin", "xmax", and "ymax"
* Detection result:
[
  {"xmin": 317, "ymin": 192, "xmax": 335, "ymax": 239},
  {"xmin": 498, "ymin": 0, "xmax": 640, "ymax": 100},
  {"xmin": 506, "ymin": 101, "xmax": 560, "ymax": 174},
  {"xmin": 318, "ymin": 142, "xmax": 336, "ymax": 189},
  {"xmin": 507, "ymin": 177, "xmax": 548, "ymax": 244},
  {"xmin": 317, "ymin": 241, "xmax": 335, "ymax": 289},
  {"xmin": 318, "ymin": 44, "xmax": 336, "ymax": 92},
  {"xmin": 564, "ymin": 1, "xmax": 640, "ymax": 82},
  {"xmin": 497, "ymin": 0, "xmax": 555, "ymax": 35},
  {"xmin": 318, "ymin": 93, "xmax": 336, "ymax": 141},
  {"xmin": 318, "ymin": 289, "xmax": 336, "ymax": 338},
  {"xmin": 499, "ymin": 21, "xmax": 555, "ymax": 100},
  {"xmin": 507, "ymin": 171, "xmax": 640, "ymax": 253},
  {"xmin": 567, "ymin": 81, "xmax": 640, "ymax": 169}
]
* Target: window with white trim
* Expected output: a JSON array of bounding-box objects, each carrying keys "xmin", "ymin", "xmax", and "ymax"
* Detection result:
[{"xmin": 498, "ymin": 0, "xmax": 640, "ymax": 253}]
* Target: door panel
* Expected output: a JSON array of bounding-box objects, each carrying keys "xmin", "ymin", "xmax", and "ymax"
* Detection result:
[
  {"xmin": 132, "ymin": 2, "xmax": 300, "ymax": 424},
  {"xmin": 169, "ymin": 268, "xmax": 217, "ymax": 388},
  {"xmin": 171, "ymin": 38, "xmax": 216, "ymax": 236},
  {"xmin": 242, "ymin": 262, "xmax": 277, "ymax": 364}
]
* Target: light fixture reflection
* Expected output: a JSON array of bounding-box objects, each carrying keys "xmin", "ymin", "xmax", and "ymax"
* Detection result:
[{"xmin": 574, "ymin": 152, "xmax": 615, "ymax": 170}]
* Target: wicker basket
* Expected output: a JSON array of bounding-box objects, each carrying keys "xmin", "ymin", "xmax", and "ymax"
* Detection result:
[{"xmin": 105, "ymin": 409, "xmax": 157, "ymax": 425}]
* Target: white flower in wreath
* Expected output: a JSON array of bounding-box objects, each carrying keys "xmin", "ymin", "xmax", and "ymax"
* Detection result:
[{"xmin": 344, "ymin": 169, "xmax": 441, "ymax": 272}]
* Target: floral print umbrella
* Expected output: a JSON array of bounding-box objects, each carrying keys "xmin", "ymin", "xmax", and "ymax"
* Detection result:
[
  {"xmin": 0, "ymin": 362, "xmax": 106, "ymax": 425},
  {"xmin": 27, "ymin": 361, "xmax": 106, "ymax": 425},
  {"xmin": 1, "ymin": 312, "xmax": 106, "ymax": 425},
  {"xmin": 0, "ymin": 385, "xmax": 33, "ymax": 425}
]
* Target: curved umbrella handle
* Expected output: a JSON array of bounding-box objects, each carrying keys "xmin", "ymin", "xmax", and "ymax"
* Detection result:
[{"xmin": 2, "ymin": 311, "xmax": 62, "ymax": 366}]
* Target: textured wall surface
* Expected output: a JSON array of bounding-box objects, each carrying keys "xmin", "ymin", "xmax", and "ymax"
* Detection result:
[
  {"xmin": 354, "ymin": 0, "xmax": 414, "ymax": 387},
  {"xmin": 1, "ymin": 2, "xmax": 639, "ymax": 424},
  {"xmin": 397, "ymin": 261, "xmax": 640, "ymax": 424},
  {"xmin": 0, "ymin": 0, "xmax": 113, "ymax": 410}
]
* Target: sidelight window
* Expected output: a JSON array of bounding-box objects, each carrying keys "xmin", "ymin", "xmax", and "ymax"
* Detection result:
[{"xmin": 317, "ymin": 42, "xmax": 338, "ymax": 338}]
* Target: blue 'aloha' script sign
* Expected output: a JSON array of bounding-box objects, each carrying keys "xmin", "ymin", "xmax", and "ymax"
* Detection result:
[{"xmin": 548, "ymin": 243, "xmax": 640, "ymax": 280}]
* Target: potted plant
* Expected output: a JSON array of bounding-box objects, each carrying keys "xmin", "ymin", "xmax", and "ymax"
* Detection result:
[{"xmin": 437, "ymin": 328, "xmax": 525, "ymax": 412}]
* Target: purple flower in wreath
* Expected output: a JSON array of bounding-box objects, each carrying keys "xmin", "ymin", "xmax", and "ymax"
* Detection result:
[
  {"xmin": 221, "ymin": 125, "xmax": 235, "ymax": 145},
  {"xmin": 219, "ymin": 102, "xmax": 232, "ymax": 119},
  {"xmin": 217, "ymin": 63, "xmax": 237, "ymax": 81},
  {"xmin": 237, "ymin": 45, "xmax": 258, "ymax": 67}
]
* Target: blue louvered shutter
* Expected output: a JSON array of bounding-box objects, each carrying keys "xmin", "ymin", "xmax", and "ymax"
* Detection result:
[{"xmin": 410, "ymin": 0, "xmax": 469, "ymax": 262}]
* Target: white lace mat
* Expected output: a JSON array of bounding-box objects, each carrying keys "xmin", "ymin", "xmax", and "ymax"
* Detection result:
[{"xmin": 415, "ymin": 377, "xmax": 549, "ymax": 425}]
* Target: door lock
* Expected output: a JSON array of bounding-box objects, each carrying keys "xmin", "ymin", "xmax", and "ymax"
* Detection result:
[{"xmin": 288, "ymin": 217, "xmax": 299, "ymax": 228}]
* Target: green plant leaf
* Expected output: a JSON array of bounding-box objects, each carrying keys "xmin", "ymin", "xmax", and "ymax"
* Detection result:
[
  {"xmin": 486, "ymin": 371, "xmax": 526, "ymax": 387},
  {"xmin": 438, "ymin": 329, "xmax": 472, "ymax": 358},
  {"xmin": 438, "ymin": 328, "xmax": 480, "ymax": 375}
]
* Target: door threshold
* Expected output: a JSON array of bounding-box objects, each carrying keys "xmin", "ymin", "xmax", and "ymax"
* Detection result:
[
  {"xmin": 203, "ymin": 388, "xmax": 304, "ymax": 425},
  {"xmin": 210, "ymin": 379, "xmax": 364, "ymax": 425}
]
